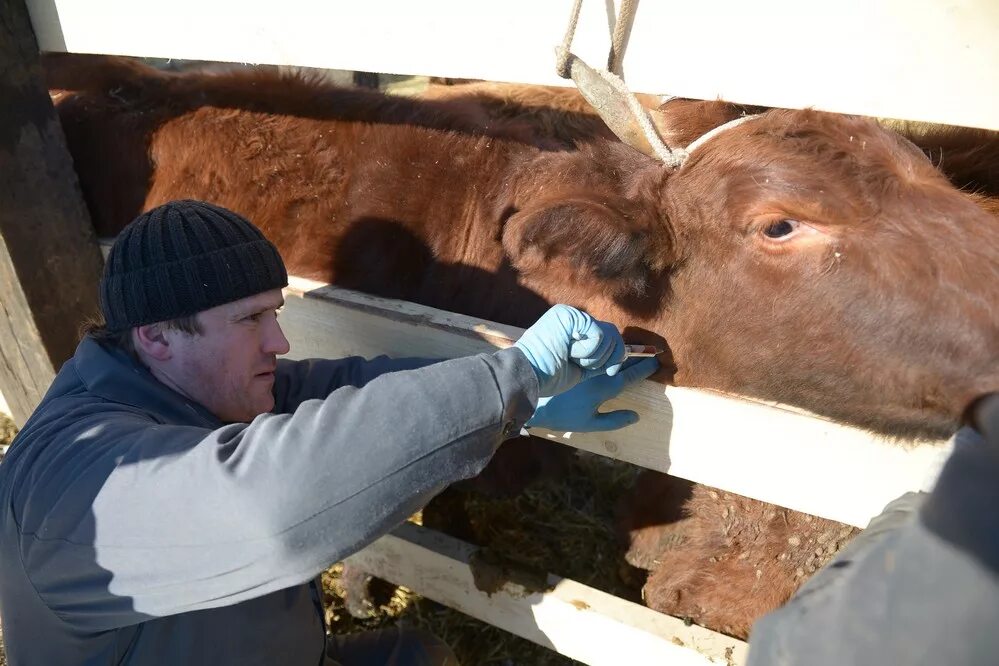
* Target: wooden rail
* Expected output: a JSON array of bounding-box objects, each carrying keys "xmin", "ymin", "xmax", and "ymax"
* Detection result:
[
  {"xmin": 345, "ymin": 522, "xmax": 748, "ymax": 666},
  {"xmin": 25, "ymin": 0, "xmax": 999, "ymax": 131},
  {"xmin": 281, "ymin": 276, "xmax": 951, "ymax": 530}
]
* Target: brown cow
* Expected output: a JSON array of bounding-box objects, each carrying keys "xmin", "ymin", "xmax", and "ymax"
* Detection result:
[
  {"xmin": 45, "ymin": 55, "xmax": 999, "ymax": 637},
  {"xmin": 425, "ymin": 80, "xmax": 999, "ymax": 635}
]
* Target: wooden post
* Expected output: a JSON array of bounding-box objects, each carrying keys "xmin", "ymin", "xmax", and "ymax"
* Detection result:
[{"xmin": 0, "ymin": 0, "xmax": 103, "ymax": 426}]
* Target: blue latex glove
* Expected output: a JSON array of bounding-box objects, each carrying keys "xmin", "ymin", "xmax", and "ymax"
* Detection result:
[
  {"xmin": 526, "ymin": 357, "xmax": 659, "ymax": 432},
  {"xmin": 514, "ymin": 305, "xmax": 626, "ymax": 397}
]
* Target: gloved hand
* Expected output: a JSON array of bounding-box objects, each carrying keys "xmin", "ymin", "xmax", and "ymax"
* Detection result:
[
  {"xmin": 514, "ymin": 305, "xmax": 626, "ymax": 397},
  {"xmin": 526, "ymin": 356, "xmax": 659, "ymax": 432}
]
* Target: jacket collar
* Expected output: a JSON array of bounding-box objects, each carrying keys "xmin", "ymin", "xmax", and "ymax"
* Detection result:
[{"xmin": 73, "ymin": 336, "xmax": 222, "ymax": 428}]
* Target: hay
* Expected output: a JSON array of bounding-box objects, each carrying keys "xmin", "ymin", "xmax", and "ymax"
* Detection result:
[{"xmin": 0, "ymin": 414, "xmax": 15, "ymax": 449}]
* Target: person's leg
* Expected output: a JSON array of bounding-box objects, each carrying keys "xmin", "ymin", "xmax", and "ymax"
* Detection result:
[{"xmin": 327, "ymin": 624, "xmax": 458, "ymax": 666}]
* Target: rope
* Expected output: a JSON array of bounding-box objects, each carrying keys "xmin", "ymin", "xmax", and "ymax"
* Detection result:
[
  {"xmin": 555, "ymin": 0, "xmax": 583, "ymax": 79},
  {"xmin": 555, "ymin": 0, "xmax": 681, "ymax": 167},
  {"xmin": 683, "ymin": 114, "xmax": 762, "ymax": 158},
  {"xmin": 591, "ymin": 66, "xmax": 687, "ymax": 167},
  {"xmin": 554, "ymin": 1, "xmax": 765, "ymax": 166},
  {"xmin": 607, "ymin": 0, "xmax": 637, "ymax": 76}
]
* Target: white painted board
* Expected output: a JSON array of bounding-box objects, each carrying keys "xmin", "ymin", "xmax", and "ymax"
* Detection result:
[
  {"xmin": 281, "ymin": 277, "xmax": 952, "ymax": 529},
  {"xmin": 346, "ymin": 522, "xmax": 748, "ymax": 666},
  {"xmin": 27, "ymin": 0, "xmax": 999, "ymax": 130}
]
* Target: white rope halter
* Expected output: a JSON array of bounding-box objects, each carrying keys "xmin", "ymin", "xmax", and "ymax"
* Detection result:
[
  {"xmin": 556, "ymin": 0, "xmax": 762, "ymax": 168},
  {"xmin": 683, "ymin": 114, "xmax": 763, "ymax": 160}
]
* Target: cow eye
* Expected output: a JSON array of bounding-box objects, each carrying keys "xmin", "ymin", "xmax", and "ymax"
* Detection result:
[{"xmin": 763, "ymin": 219, "xmax": 799, "ymax": 239}]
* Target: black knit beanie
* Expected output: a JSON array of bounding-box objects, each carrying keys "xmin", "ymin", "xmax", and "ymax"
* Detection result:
[{"xmin": 100, "ymin": 200, "xmax": 289, "ymax": 332}]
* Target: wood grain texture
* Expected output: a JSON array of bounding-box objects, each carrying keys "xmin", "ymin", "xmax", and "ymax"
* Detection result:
[
  {"xmin": 346, "ymin": 522, "xmax": 748, "ymax": 666},
  {"xmin": 25, "ymin": 0, "xmax": 999, "ymax": 130},
  {"xmin": 0, "ymin": 0, "xmax": 103, "ymax": 425}
]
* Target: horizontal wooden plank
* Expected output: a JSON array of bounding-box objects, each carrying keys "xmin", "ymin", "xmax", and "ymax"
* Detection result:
[
  {"xmin": 27, "ymin": 0, "xmax": 999, "ymax": 130},
  {"xmin": 346, "ymin": 522, "xmax": 748, "ymax": 666},
  {"xmin": 281, "ymin": 276, "xmax": 951, "ymax": 529}
]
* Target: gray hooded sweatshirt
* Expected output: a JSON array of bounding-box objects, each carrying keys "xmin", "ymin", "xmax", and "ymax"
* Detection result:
[{"xmin": 0, "ymin": 336, "xmax": 536, "ymax": 665}]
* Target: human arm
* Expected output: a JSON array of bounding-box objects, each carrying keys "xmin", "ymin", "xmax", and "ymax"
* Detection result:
[
  {"xmin": 276, "ymin": 302, "xmax": 641, "ymax": 426},
  {"xmin": 272, "ymin": 355, "xmax": 440, "ymax": 412},
  {"xmin": 747, "ymin": 394, "xmax": 999, "ymax": 666},
  {"xmin": 16, "ymin": 349, "xmax": 535, "ymax": 631},
  {"xmin": 273, "ymin": 302, "xmax": 630, "ymax": 413}
]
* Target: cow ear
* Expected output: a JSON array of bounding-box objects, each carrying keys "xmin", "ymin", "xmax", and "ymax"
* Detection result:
[{"xmin": 501, "ymin": 195, "xmax": 673, "ymax": 297}]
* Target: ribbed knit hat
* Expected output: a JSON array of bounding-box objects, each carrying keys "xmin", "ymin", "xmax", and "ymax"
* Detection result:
[{"xmin": 100, "ymin": 200, "xmax": 289, "ymax": 331}]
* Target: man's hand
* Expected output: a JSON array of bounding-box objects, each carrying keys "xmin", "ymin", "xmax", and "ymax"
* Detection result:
[
  {"xmin": 514, "ymin": 305, "xmax": 626, "ymax": 397},
  {"xmin": 526, "ymin": 357, "xmax": 658, "ymax": 432}
]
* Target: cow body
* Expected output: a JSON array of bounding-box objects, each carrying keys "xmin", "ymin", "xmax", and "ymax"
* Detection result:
[
  {"xmin": 423, "ymin": 83, "xmax": 999, "ymax": 634},
  {"xmin": 46, "ymin": 55, "xmax": 999, "ymax": 638}
]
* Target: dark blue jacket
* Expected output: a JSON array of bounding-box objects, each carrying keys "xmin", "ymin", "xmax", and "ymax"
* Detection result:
[{"xmin": 0, "ymin": 337, "xmax": 536, "ymax": 665}]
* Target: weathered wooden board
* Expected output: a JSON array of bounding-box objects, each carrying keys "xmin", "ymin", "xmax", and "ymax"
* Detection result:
[
  {"xmin": 0, "ymin": 0, "xmax": 104, "ymax": 426},
  {"xmin": 346, "ymin": 522, "xmax": 748, "ymax": 666},
  {"xmin": 25, "ymin": 0, "xmax": 999, "ymax": 130},
  {"xmin": 281, "ymin": 277, "xmax": 951, "ymax": 530}
]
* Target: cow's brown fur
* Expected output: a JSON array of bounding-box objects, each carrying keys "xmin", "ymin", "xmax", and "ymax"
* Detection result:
[
  {"xmin": 421, "ymin": 82, "xmax": 769, "ymax": 153},
  {"xmin": 615, "ymin": 473, "xmax": 859, "ymax": 637},
  {"xmin": 424, "ymin": 81, "xmax": 999, "ymax": 198},
  {"xmin": 425, "ymin": 81, "xmax": 999, "ymax": 636},
  {"xmin": 46, "ymin": 55, "xmax": 999, "ymax": 638}
]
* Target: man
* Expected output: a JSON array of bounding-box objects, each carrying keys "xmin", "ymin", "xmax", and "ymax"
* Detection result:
[{"xmin": 0, "ymin": 200, "xmax": 657, "ymax": 665}]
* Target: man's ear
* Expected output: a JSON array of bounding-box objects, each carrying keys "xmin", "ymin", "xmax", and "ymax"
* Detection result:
[
  {"xmin": 501, "ymin": 194, "xmax": 675, "ymax": 297},
  {"xmin": 133, "ymin": 323, "xmax": 172, "ymax": 362}
]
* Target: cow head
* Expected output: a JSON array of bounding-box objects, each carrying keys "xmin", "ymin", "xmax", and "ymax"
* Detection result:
[{"xmin": 506, "ymin": 109, "xmax": 999, "ymax": 439}]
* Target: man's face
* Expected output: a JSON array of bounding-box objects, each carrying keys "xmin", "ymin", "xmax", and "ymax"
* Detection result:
[{"xmin": 161, "ymin": 289, "xmax": 290, "ymax": 422}]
